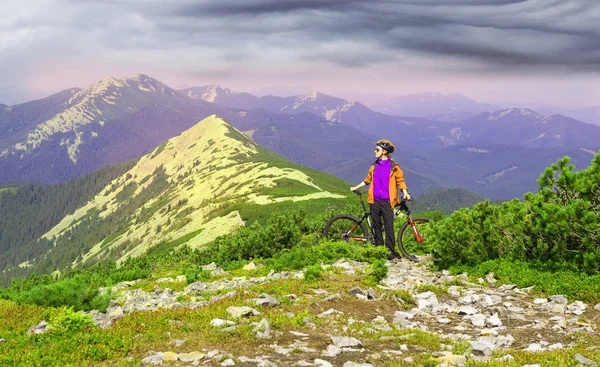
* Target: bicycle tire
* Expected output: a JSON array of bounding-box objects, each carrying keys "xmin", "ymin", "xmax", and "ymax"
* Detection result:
[
  {"xmin": 323, "ymin": 214, "xmax": 369, "ymax": 244},
  {"xmin": 397, "ymin": 217, "xmax": 430, "ymax": 262}
]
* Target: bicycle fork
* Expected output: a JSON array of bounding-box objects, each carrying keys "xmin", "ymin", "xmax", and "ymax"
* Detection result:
[{"xmin": 408, "ymin": 218, "xmax": 424, "ymax": 243}]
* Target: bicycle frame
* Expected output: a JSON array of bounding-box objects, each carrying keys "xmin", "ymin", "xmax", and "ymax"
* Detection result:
[{"xmin": 352, "ymin": 191, "xmax": 423, "ymax": 244}]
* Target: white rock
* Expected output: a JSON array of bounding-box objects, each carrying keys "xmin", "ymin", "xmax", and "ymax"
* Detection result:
[
  {"xmin": 226, "ymin": 306, "xmax": 260, "ymax": 318},
  {"xmin": 331, "ymin": 336, "xmax": 363, "ymax": 348},
  {"xmin": 318, "ymin": 308, "xmax": 343, "ymax": 318},
  {"xmin": 342, "ymin": 363, "xmax": 373, "ymax": 367},
  {"xmin": 523, "ymin": 343, "xmax": 545, "ymax": 352},
  {"xmin": 221, "ymin": 358, "xmax": 235, "ymax": 366},
  {"xmin": 211, "ymin": 319, "xmax": 235, "ymax": 327},
  {"xmin": 458, "ymin": 306, "xmax": 478, "ymax": 315},
  {"xmin": 314, "ymin": 359, "xmax": 333, "ymax": 367},
  {"xmin": 574, "ymin": 353, "xmax": 597, "ymax": 366},
  {"xmin": 471, "ymin": 314, "xmax": 486, "ymax": 327},
  {"xmin": 548, "ymin": 343, "xmax": 564, "ymax": 350},
  {"xmin": 437, "ymin": 317, "xmax": 451, "ymax": 324},
  {"xmin": 533, "ymin": 298, "xmax": 548, "ymax": 304},
  {"xmin": 485, "ymin": 314, "xmax": 502, "ymax": 327},
  {"xmin": 415, "ymin": 291, "xmax": 439, "ymax": 310},
  {"xmin": 548, "ymin": 295, "xmax": 568, "ymax": 304},
  {"xmin": 322, "ymin": 345, "xmax": 342, "ymax": 357}
]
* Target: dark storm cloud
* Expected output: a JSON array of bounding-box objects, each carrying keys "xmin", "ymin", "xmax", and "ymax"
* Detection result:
[{"xmin": 156, "ymin": 0, "xmax": 600, "ymax": 71}]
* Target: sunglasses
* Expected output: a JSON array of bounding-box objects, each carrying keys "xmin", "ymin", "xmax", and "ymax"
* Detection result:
[{"xmin": 375, "ymin": 147, "xmax": 383, "ymax": 152}]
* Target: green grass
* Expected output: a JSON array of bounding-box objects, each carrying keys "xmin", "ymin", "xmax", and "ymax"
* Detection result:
[{"xmin": 448, "ymin": 258, "xmax": 600, "ymax": 303}]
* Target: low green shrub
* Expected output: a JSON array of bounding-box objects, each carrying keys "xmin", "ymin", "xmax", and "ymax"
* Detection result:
[
  {"xmin": 365, "ymin": 259, "xmax": 388, "ymax": 285},
  {"xmin": 303, "ymin": 264, "xmax": 323, "ymax": 282},
  {"xmin": 49, "ymin": 306, "xmax": 96, "ymax": 335},
  {"xmin": 430, "ymin": 153, "xmax": 600, "ymax": 274}
]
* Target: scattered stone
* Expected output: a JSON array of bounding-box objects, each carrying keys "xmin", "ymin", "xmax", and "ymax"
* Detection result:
[
  {"xmin": 470, "ymin": 314, "xmax": 486, "ymax": 327},
  {"xmin": 322, "ymin": 344, "xmax": 342, "ymax": 357},
  {"xmin": 0, "ymin": 338, "xmax": 5, "ymax": 343},
  {"xmin": 458, "ymin": 306, "xmax": 478, "ymax": 315},
  {"xmin": 161, "ymin": 351, "xmax": 178, "ymax": 362},
  {"xmin": 485, "ymin": 314, "xmax": 502, "ymax": 327},
  {"xmin": 253, "ymin": 318, "xmax": 271, "ymax": 339},
  {"xmin": 497, "ymin": 354, "xmax": 514, "ymax": 361},
  {"xmin": 437, "ymin": 355, "xmax": 467, "ymax": 366},
  {"xmin": 567, "ymin": 301, "xmax": 587, "ymax": 315},
  {"xmin": 331, "ymin": 336, "xmax": 363, "ymax": 349},
  {"xmin": 522, "ymin": 365, "xmax": 541, "ymax": 367},
  {"xmin": 349, "ymin": 286, "xmax": 377, "ymax": 300},
  {"xmin": 318, "ymin": 308, "xmax": 343, "ymax": 318},
  {"xmin": 533, "ymin": 298, "xmax": 548, "ymax": 304},
  {"xmin": 314, "ymin": 359, "xmax": 334, "ymax": 367},
  {"xmin": 179, "ymin": 352, "xmax": 206, "ymax": 362},
  {"xmin": 437, "ymin": 317, "xmax": 451, "ymax": 324},
  {"xmin": 403, "ymin": 356, "xmax": 414, "ymax": 363},
  {"xmin": 253, "ymin": 294, "xmax": 280, "ymax": 307},
  {"xmin": 342, "ymin": 363, "xmax": 373, "ymax": 367},
  {"xmin": 142, "ymin": 352, "xmax": 164, "ymax": 365},
  {"xmin": 548, "ymin": 295, "xmax": 568, "ymax": 304},
  {"xmin": 221, "ymin": 358, "xmax": 235, "ymax": 366},
  {"xmin": 290, "ymin": 331, "xmax": 310, "ymax": 337},
  {"xmin": 169, "ymin": 339, "xmax": 187, "ymax": 347},
  {"xmin": 155, "ymin": 277, "xmax": 175, "ymax": 283},
  {"xmin": 470, "ymin": 338, "xmax": 495, "ymax": 356},
  {"xmin": 523, "ymin": 343, "xmax": 545, "ymax": 352},
  {"xmin": 575, "ymin": 353, "xmax": 597, "ymax": 366},
  {"xmin": 243, "ymin": 262, "xmax": 257, "ymax": 270},
  {"xmin": 485, "ymin": 273, "xmax": 497, "ymax": 284},
  {"xmin": 211, "ymin": 318, "xmax": 236, "ymax": 327},
  {"xmin": 322, "ymin": 293, "xmax": 342, "ymax": 302},
  {"xmin": 547, "ymin": 343, "xmax": 563, "ymax": 350},
  {"xmin": 226, "ymin": 306, "xmax": 260, "ymax": 318},
  {"xmin": 594, "ymin": 303, "xmax": 600, "ymax": 311},
  {"xmin": 415, "ymin": 291, "xmax": 438, "ymax": 310},
  {"xmin": 27, "ymin": 321, "xmax": 49, "ymax": 336}
]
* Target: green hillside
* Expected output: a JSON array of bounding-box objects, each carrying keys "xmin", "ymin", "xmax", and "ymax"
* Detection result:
[
  {"xmin": 0, "ymin": 160, "xmax": 137, "ymax": 284},
  {"xmin": 0, "ymin": 115, "xmax": 350, "ymax": 284},
  {"xmin": 414, "ymin": 187, "xmax": 487, "ymax": 215}
]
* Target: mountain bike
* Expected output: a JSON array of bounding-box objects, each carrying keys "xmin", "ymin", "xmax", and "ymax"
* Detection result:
[{"xmin": 322, "ymin": 190, "xmax": 430, "ymax": 262}]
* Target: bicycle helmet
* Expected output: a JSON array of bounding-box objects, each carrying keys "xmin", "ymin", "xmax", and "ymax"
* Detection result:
[{"xmin": 376, "ymin": 139, "xmax": 396, "ymax": 153}]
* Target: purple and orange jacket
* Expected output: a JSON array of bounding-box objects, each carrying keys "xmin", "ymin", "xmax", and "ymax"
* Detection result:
[{"xmin": 363, "ymin": 159, "xmax": 408, "ymax": 208}]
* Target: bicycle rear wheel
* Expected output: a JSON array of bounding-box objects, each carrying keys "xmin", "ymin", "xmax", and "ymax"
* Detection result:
[
  {"xmin": 323, "ymin": 214, "xmax": 369, "ymax": 244},
  {"xmin": 397, "ymin": 218, "xmax": 430, "ymax": 262}
]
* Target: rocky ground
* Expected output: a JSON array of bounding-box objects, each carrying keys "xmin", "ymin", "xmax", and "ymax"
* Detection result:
[{"xmin": 27, "ymin": 259, "xmax": 600, "ymax": 366}]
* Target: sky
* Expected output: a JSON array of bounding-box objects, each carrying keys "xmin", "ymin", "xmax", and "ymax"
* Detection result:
[{"xmin": 1, "ymin": 0, "xmax": 599, "ymax": 107}]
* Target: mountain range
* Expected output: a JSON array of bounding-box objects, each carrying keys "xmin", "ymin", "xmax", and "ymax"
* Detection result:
[{"xmin": 1, "ymin": 74, "xmax": 599, "ymax": 201}]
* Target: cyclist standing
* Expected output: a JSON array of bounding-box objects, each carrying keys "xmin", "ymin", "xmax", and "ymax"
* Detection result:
[{"xmin": 350, "ymin": 139, "xmax": 411, "ymax": 260}]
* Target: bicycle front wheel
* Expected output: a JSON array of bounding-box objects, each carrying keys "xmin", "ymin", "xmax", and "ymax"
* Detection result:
[
  {"xmin": 323, "ymin": 214, "xmax": 368, "ymax": 244},
  {"xmin": 397, "ymin": 218, "xmax": 431, "ymax": 262}
]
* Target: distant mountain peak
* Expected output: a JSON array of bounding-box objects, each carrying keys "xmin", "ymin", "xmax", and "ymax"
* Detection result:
[
  {"xmin": 201, "ymin": 85, "xmax": 234, "ymax": 102},
  {"xmin": 488, "ymin": 108, "xmax": 544, "ymax": 120},
  {"xmin": 297, "ymin": 90, "xmax": 322, "ymax": 101}
]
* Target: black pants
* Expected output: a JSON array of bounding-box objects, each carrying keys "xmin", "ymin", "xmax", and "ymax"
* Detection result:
[{"xmin": 370, "ymin": 200, "xmax": 396, "ymax": 254}]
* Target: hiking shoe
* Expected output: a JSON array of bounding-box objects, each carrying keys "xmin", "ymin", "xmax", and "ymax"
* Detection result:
[{"xmin": 387, "ymin": 253, "xmax": 401, "ymax": 261}]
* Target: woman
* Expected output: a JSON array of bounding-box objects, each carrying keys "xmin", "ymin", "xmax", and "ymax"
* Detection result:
[{"xmin": 350, "ymin": 139, "xmax": 411, "ymax": 260}]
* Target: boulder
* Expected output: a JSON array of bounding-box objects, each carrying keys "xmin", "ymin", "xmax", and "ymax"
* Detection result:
[{"xmin": 226, "ymin": 306, "xmax": 260, "ymax": 318}]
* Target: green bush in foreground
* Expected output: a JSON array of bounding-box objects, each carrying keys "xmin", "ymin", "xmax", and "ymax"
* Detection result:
[
  {"xmin": 303, "ymin": 264, "xmax": 323, "ymax": 282},
  {"xmin": 431, "ymin": 153, "xmax": 600, "ymax": 273},
  {"xmin": 49, "ymin": 306, "xmax": 96, "ymax": 335},
  {"xmin": 365, "ymin": 259, "xmax": 388, "ymax": 286}
]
